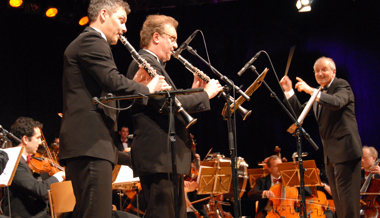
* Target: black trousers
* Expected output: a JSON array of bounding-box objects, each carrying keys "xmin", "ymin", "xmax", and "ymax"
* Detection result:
[
  {"xmin": 325, "ymin": 158, "xmax": 361, "ymax": 218},
  {"xmin": 65, "ymin": 157, "xmax": 139, "ymax": 218},
  {"xmin": 140, "ymin": 173, "xmax": 186, "ymax": 218}
]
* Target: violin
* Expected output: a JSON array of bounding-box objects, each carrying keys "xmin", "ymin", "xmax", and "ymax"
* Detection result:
[
  {"xmin": 28, "ymin": 129, "xmax": 64, "ymax": 176},
  {"xmin": 305, "ymin": 190, "xmax": 329, "ymax": 218}
]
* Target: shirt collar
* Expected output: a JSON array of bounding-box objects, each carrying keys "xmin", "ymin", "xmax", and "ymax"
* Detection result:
[
  {"xmin": 90, "ymin": 27, "xmax": 107, "ymax": 42},
  {"xmin": 143, "ymin": 49, "xmax": 161, "ymax": 63}
]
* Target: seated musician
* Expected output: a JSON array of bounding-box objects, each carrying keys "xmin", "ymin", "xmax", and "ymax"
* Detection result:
[
  {"xmin": 247, "ymin": 155, "xmax": 283, "ymax": 218},
  {"xmin": 361, "ymin": 146, "xmax": 380, "ymax": 181},
  {"xmin": 248, "ymin": 155, "xmax": 312, "ymax": 218},
  {"xmin": 2, "ymin": 117, "xmax": 65, "ymax": 218}
]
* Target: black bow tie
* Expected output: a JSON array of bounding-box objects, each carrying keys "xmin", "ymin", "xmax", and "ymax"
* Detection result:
[{"xmin": 322, "ymin": 86, "xmax": 328, "ymax": 92}]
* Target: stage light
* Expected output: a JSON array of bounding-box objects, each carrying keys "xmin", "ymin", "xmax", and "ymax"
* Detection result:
[
  {"xmin": 9, "ymin": 0, "xmax": 23, "ymax": 8},
  {"xmin": 79, "ymin": 16, "xmax": 89, "ymax": 26},
  {"xmin": 296, "ymin": 0, "xmax": 312, "ymax": 12},
  {"xmin": 45, "ymin": 7, "xmax": 58, "ymax": 17}
]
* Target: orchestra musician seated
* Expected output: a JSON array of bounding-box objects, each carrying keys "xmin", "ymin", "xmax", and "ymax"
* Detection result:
[
  {"xmin": 2, "ymin": 117, "xmax": 65, "ymax": 218},
  {"xmin": 247, "ymin": 155, "xmax": 312, "ymax": 218},
  {"xmin": 361, "ymin": 146, "xmax": 380, "ymax": 181}
]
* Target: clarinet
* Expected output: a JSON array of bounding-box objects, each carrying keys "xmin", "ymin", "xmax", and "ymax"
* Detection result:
[
  {"xmin": 173, "ymin": 54, "xmax": 252, "ymax": 121},
  {"xmin": 119, "ymin": 35, "xmax": 197, "ymax": 128}
]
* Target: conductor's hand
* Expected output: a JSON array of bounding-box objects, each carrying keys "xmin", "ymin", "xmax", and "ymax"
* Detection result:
[
  {"xmin": 294, "ymin": 77, "xmax": 314, "ymax": 95},
  {"xmin": 204, "ymin": 79, "xmax": 223, "ymax": 99},
  {"xmin": 280, "ymin": 76, "xmax": 293, "ymax": 92},
  {"xmin": 263, "ymin": 190, "xmax": 275, "ymax": 198}
]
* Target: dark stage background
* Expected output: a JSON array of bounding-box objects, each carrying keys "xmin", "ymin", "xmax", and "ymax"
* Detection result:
[{"xmin": 1, "ymin": 0, "xmax": 380, "ymax": 216}]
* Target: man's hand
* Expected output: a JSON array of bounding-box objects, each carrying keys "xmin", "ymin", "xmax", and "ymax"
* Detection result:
[
  {"xmin": 371, "ymin": 165, "xmax": 380, "ymax": 175},
  {"xmin": 280, "ymin": 76, "xmax": 293, "ymax": 92},
  {"xmin": 191, "ymin": 74, "xmax": 207, "ymax": 89},
  {"xmin": 294, "ymin": 77, "xmax": 314, "ymax": 95},
  {"xmin": 263, "ymin": 190, "xmax": 275, "ymax": 198},
  {"xmin": 133, "ymin": 67, "xmax": 171, "ymax": 93},
  {"xmin": 204, "ymin": 79, "xmax": 223, "ymax": 99}
]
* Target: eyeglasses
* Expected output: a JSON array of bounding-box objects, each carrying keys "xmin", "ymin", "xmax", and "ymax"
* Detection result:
[
  {"xmin": 163, "ymin": 32, "xmax": 177, "ymax": 44},
  {"xmin": 314, "ymin": 68, "xmax": 330, "ymax": 74}
]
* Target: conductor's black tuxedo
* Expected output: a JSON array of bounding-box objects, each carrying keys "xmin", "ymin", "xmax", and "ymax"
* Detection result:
[
  {"xmin": 287, "ymin": 77, "xmax": 362, "ymax": 218},
  {"xmin": 2, "ymin": 157, "xmax": 59, "ymax": 218}
]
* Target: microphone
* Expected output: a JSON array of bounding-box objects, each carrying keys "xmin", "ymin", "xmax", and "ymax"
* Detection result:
[
  {"xmin": 172, "ymin": 30, "xmax": 198, "ymax": 59},
  {"xmin": 237, "ymin": 51, "xmax": 262, "ymax": 76}
]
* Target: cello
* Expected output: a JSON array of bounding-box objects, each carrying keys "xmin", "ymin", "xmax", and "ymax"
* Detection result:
[
  {"xmin": 360, "ymin": 159, "xmax": 380, "ymax": 217},
  {"xmin": 266, "ymin": 182, "xmax": 301, "ymax": 218}
]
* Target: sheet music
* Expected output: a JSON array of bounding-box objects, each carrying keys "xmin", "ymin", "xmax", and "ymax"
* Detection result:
[
  {"xmin": 112, "ymin": 165, "xmax": 139, "ymax": 185},
  {"xmin": 0, "ymin": 146, "xmax": 23, "ymax": 187}
]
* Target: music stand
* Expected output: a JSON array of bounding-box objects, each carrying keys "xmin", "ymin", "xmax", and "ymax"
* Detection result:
[
  {"xmin": 277, "ymin": 160, "xmax": 322, "ymax": 188},
  {"xmin": 248, "ymin": 168, "xmax": 269, "ymax": 189},
  {"xmin": 196, "ymin": 165, "xmax": 232, "ymax": 195}
]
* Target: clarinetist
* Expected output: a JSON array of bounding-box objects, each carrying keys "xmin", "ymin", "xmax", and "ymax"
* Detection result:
[
  {"xmin": 60, "ymin": 1, "xmax": 170, "ymax": 217},
  {"xmin": 126, "ymin": 15, "xmax": 223, "ymax": 218}
]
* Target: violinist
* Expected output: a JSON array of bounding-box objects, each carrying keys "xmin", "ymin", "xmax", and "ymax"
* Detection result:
[
  {"xmin": 2, "ymin": 117, "xmax": 65, "ymax": 218},
  {"xmin": 361, "ymin": 146, "xmax": 380, "ymax": 181}
]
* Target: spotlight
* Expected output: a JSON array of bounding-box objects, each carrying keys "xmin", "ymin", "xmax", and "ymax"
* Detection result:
[
  {"xmin": 296, "ymin": 0, "xmax": 312, "ymax": 12},
  {"xmin": 45, "ymin": 7, "xmax": 58, "ymax": 18},
  {"xmin": 78, "ymin": 16, "xmax": 89, "ymax": 26},
  {"xmin": 9, "ymin": 0, "xmax": 23, "ymax": 8}
]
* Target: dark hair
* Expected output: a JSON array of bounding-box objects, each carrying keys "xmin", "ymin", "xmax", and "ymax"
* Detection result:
[
  {"xmin": 266, "ymin": 155, "xmax": 280, "ymax": 168},
  {"xmin": 140, "ymin": 14, "xmax": 178, "ymax": 48},
  {"xmin": 10, "ymin": 117, "xmax": 43, "ymax": 146},
  {"xmin": 87, "ymin": 0, "xmax": 131, "ymax": 23}
]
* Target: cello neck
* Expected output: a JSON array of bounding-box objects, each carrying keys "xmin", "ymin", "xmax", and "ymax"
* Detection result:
[{"xmin": 361, "ymin": 158, "xmax": 380, "ymax": 193}]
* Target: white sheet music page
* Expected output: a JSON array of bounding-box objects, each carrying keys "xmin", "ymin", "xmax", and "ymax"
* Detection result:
[
  {"xmin": 113, "ymin": 165, "xmax": 139, "ymax": 185},
  {"xmin": 0, "ymin": 146, "xmax": 23, "ymax": 187}
]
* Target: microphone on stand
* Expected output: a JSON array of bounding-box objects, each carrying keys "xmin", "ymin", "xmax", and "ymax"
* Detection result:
[
  {"xmin": 172, "ymin": 30, "xmax": 199, "ymax": 59},
  {"xmin": 237, "ymin": 51, "xmax": 262, "ymax": 76}
]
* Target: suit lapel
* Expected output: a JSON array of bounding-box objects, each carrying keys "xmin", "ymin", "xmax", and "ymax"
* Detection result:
[{"xmin": 139, "ymin": 50, "xmax": 177, "ymax": 90}]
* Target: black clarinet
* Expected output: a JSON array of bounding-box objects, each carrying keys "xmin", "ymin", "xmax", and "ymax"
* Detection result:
[
  {"xmin": 119, "ymin": 35, "xmax": 197, "ymax": 128},
  {"xmin": 173, "ymin": 54, "xmax": 252, "ymax": 120}
]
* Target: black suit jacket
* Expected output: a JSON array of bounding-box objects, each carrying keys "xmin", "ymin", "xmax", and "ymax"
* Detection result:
[
  {"xmin": 287, "ymin": 77, "xmax": 362, "ymax": 164},
  {"xmin": 126, "ymin": 49, "xmax": 210, "ymax": 176},
  {"xmin": 60, "ymin": 27, "xmax": 149, "ymax": 165},
  {"xmin": 247, "ymin": 174, "xmax": 271, "ymax": 216},
  {"xmin": 3, "ymin": 158, "xmax": 59, "ymax": 218}
]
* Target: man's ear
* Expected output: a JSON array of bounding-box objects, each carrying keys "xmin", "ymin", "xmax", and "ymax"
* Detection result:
[
  {"xmin": 99, "ymin": 9, "xmax": 108, "ymax": 23},
  {"xmin": 152, "ymin": 32, "xmax": 160, "ymax": 44},
  {"xmin": 21, "ymin": 135, "xmax": 29, "ymax": 145}
]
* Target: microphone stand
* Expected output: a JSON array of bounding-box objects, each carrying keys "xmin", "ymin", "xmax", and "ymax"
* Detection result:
[
  {"xmin": 93, "ymin": 88, "xmax": 204, "ymax": 218},
  {"xmin": 187, "ymin": 46, "xmax": 250, "ymax": 101},
  {"xmin": 248, "ymin": 65, "xmax": 319, "ymax": 218},
  {"xmin": 185, "ymin": 46, "xmax": 242, "ymax": 217}
]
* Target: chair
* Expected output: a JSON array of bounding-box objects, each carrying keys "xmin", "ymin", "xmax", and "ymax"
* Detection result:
[{"xmin": 48, "ymin": 180, "xmax": 76, "ymax": 218}]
